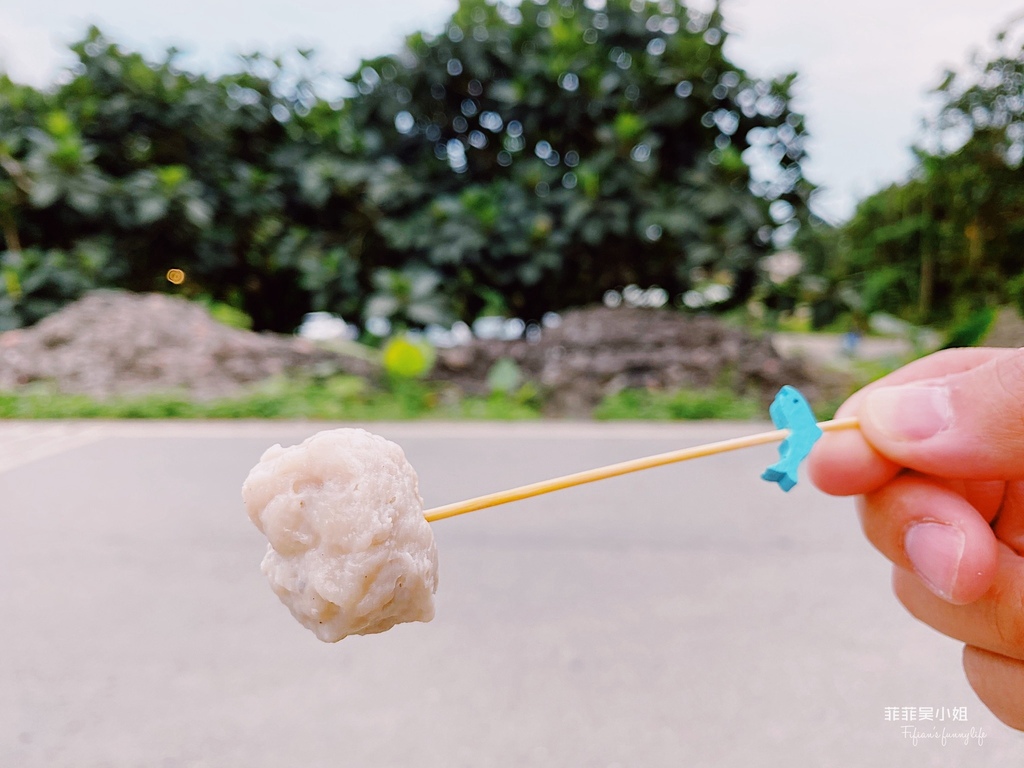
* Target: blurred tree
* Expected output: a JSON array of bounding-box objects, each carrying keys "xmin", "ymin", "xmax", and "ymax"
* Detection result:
[
  {"xmin": 824, "ymin": 18, "xmax": 1024, "ymax": 326},
  {"xmin": 0, "ymin": 3, "xmax": 813, "ymax": 330},
  {"xmin": 0, "ymin": 28, "xmax": 376, "ymax": 330},
  {"xmin": 348, "ymin": 0, "xmax": 812, "ymax": 319}
]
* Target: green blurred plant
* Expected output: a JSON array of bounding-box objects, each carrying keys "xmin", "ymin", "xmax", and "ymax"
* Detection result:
[
  {"xmin": 194, "ymin": 296, "xmax": 254, "ymax": 330},
  {"xmin": 800, "ymin": 17, "xmax": 1024, "ymax": 328},
  {"xmin": 0, "ymin": 30, "xmax": 378, "ymax": 331},
  {"xmin": 0, "ymin": 241, "xmax": 113, "ymax": 328},
  {"xmin": 365, "ymin": 266, "xmax": 454, "ymax": 329},
  {"xmin": 0, "ymin": 374, "xmax": 544, "ymax": 420},
  {"xmin": 941, "ymin": 306, "xmax": 997, "ymax": 349},
  {"xmin": 594, "ymin": 387, "xmax": 763, "ymax": 420},
  {"xmin": 486, "ymin": 357, "xmax": 523, "ymax": 394}
]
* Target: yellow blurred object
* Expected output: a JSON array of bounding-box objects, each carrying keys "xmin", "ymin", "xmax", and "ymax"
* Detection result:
[
  {"xmin": 381, "ymin": 334, "xmax": 435, "ymax": 379},
  {"xmin": 166, "ymin": 268, "xmax": 186, "ymax": 285}
]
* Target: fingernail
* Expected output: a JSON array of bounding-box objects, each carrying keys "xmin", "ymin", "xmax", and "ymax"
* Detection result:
[
  {"xmin": 904, "ymin": 523, "xmax": 964, "ymax": 601},
  {"xmin": 864, "ymin": 386, "xmax": 951, "ymax": 441}
]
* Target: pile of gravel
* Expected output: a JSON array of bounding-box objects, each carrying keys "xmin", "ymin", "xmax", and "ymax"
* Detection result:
[
  {"xmin": 0, "ymin": 292, "xmax": 824, "ymax": 413},
  {"xmin": 433, "ymin": 306, "xmax": 820, "ymax": 415},
  {"xmin": 0, "ymin": 291, "xmax": 375, "ymax": 399}
]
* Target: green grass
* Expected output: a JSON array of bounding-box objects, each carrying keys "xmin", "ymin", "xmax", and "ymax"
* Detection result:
[
  {"xmin": 0, "ymin": 376, "xmax": 544, "ymax": 421},
  {"xmin": 594, "ymin": 387, "xmax": 764, "ymax": 421},
  {"xmin": 0, "ymin": 378, "xmax": 800, "ymax": 422}
]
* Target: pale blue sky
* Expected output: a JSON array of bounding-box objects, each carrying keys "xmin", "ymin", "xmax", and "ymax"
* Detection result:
[{"xmin": 1, "ymin": 0, "xmax": 1021, "ymax": 221}]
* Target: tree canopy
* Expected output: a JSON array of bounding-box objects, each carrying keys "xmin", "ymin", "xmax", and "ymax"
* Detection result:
[
  {"xmin": 818, "ymin": 19, "xmax": 1024, "ymax": 326},
  {"xmin": 0, "ymin": 0, "xmax": 812, "ymax": 331}
]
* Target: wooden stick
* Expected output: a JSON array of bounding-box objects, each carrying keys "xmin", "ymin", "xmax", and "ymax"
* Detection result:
[{"xmin": 423, "ymin": 417, "xmax": 860, "ymax": 523}]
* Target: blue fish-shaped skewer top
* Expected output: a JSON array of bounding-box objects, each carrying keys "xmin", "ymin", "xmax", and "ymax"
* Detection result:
[{"xmin": 761, "ymin": 385, "xmax": 822, "ymax": 492}]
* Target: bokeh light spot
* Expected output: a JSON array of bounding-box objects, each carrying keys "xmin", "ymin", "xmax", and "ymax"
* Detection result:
[{"xmin": 646, "ymin": 38, "xmax": 667, "ymax": 56}]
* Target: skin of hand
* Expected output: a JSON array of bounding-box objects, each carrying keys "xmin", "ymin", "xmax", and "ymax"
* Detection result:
[{"xmin": 807, "ymin": 347, "xmax": 1024, "ymax": 731}]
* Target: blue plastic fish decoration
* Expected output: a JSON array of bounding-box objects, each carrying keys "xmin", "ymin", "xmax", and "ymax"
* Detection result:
[{"xmin": 761, "ymin": 385, "xmax": 822, "ymax": 492}]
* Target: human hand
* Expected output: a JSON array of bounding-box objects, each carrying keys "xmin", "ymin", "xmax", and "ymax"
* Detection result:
[{"xmin": 808, "ymin": 347, "xmax": 1024, "ymax": 730}]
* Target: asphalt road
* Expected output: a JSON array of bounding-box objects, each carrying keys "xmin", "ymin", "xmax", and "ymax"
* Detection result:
[{"xmin": 2, "ymin": 420, "xmax": 1020, "ymax": 766}]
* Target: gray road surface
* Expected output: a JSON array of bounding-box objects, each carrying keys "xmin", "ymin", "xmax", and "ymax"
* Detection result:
[{"xmin": 2, "ymin": 420, "xmax": 1020, "ymax": 766}]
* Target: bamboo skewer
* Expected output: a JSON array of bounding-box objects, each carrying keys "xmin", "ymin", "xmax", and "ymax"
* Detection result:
[{"xmin": 423, "ymin": 416, "xmax": 860, "ymax": 523}]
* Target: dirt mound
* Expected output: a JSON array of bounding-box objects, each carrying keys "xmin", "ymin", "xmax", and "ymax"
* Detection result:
[
  {"xmin": 434, "ymin": 306, "xmax": 820, "ymax": 415},
  {"xmin": 0, "ymin": 294, "xmax": 825, "ymax": 413},
  {"xmin": 0, "ymin": 291, "xmax": 375, "ymax": 399}
]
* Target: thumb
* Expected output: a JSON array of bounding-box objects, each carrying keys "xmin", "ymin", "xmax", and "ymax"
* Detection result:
[{"xmin": 858, "ymin": 349, "xmax": 1024, "ymax": 480}]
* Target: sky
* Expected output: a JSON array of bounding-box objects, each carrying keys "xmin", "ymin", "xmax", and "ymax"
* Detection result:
[{"xmin": 0, "ymin": 0, "xmax": 1021, "ymax": 222}]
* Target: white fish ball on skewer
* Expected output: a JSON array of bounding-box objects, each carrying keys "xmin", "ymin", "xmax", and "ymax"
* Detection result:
[
  {"xmin": 243, "ymin": 397, "xmax": 857, "ymax": 642},
  {"xmin": 242, "ymin": 428, "xmax": 438, "ymax": 642}
]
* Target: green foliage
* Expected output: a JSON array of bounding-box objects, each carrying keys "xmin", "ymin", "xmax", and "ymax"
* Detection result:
[
  {"xmin": 811, "ymin": 18, "xmax": 1024, "ymax": 327},
  {"xmin": 455, "ymin": 383, "xmax": 541, "ymax": 419},
  {"xmin": 351, "ymin": 0, "xmax": 812, "ymax": 318},
  {"xmin": 941, "ymin": 306, "xmax": 997, "ymax": 349},
  {"xmin": 0, "ymin": 30, "xmax": 373, "ymax": 331},
  {"xmin": 195, "ymin": 297, "xmax": 254, "ymax": 330},
  {"xmin": 486, "ymin": 357, "xmax": 523, "ymax": 393},
  {"xmin": 365, "ymin": 266, "xmax": 454, "ymax": 328},
  {"xmin": 0, "ymin": 2, "xmax": 811, "ymax": 330},
  {"xmin": 594, "ymin": 386, "xmax": 762, "ymax": 420},
  {"xmin": 0, "ymin": 242, "xmax": 113, "ymax": 328}
]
